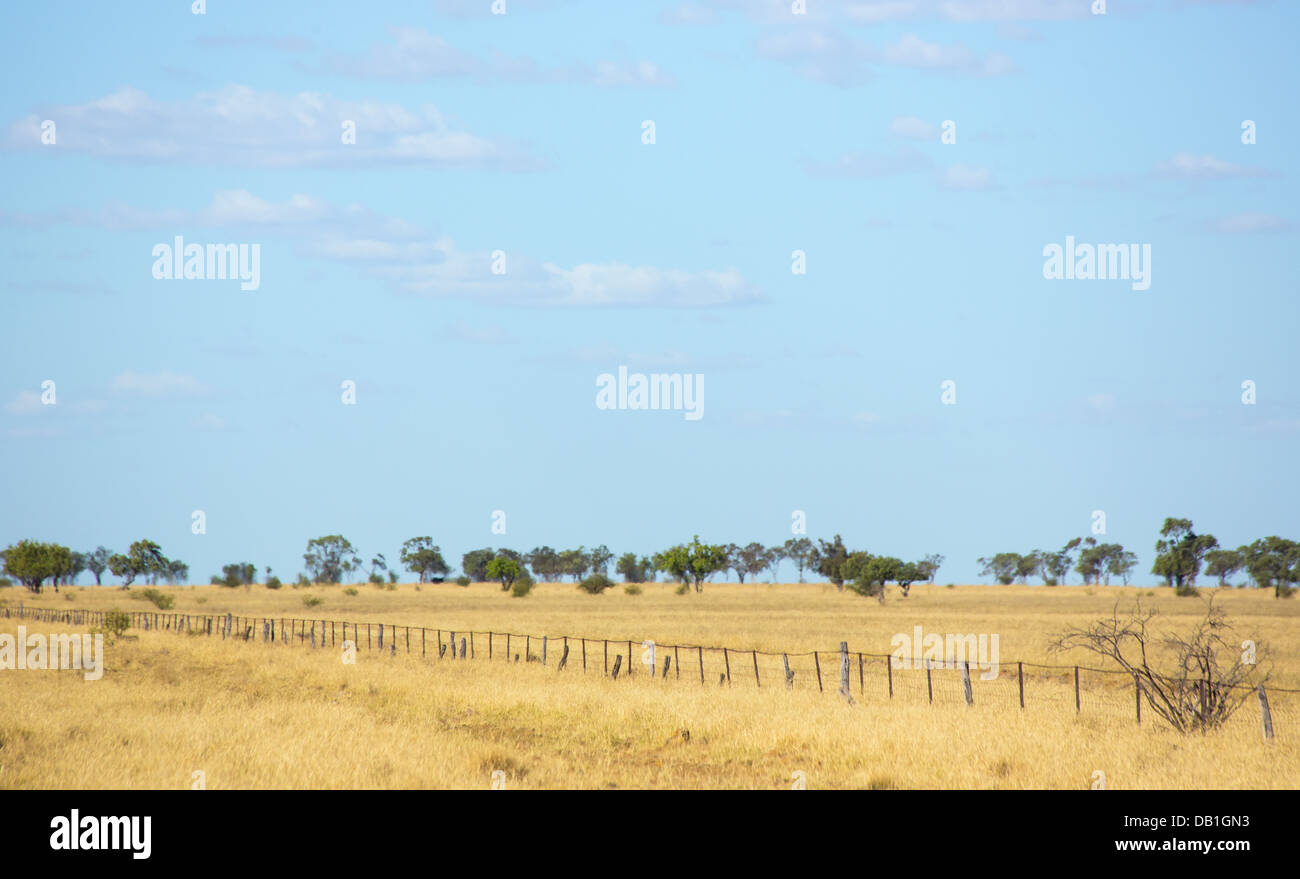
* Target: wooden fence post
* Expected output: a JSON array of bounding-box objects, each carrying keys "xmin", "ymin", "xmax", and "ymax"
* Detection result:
[
  {"xmin": 723, "ymin": 648, "xmax": 731, "ymax": 685},
  {"xmin": 925, "ymin": 659, "xmax": 933, "ymax": 704},
  {"xmin": 698, "ymin": 646, "xmax": 704, "ymax": 685},
  {"xmin": 674, "ymin": 646, "xmax": 680, "ymax": 680},
  {"xmin": 961, "ymin": 661, "xmax": 973, "ymax": 705},
  {"xmin": 627, "ymin": 641, "xmax": 633, "ymax": 676},
  {"xmin": 1258, "ymin": 685, "xmax": 1274, "ymax": 741},
  {"xmin": 887, "ymin": 656, "xmax": 893, "ymax": 699},
  {"xmin": 857, "ymin": 653, "xmax": 863, "ymax": 695},
  {"xmin": 542, "ymin": 636, "xmax": 548, "ymax": 666},
  {"xmin": 458, "ymin": 637, "xmax": 466, "ymax": 659},
  {"xmin": 526, "ymin": 635, "xmax": 531, "ymax": 662},
  {"xmin": 488, "ymin": 632, "xmax": 492, "ymax": 660},
  {"xmin": 582, "ymin": 638, "xmax": 587, "ymax": 671},
  {"xmin": 1018, "ymin": 662, "xmax": 1025, "ymax": 709},
  {"xmin": 378, "ymin": 624, "xmax": 384, "ymax": 651},
  {"xmin": 604, "ymin": 640, "xmax": 608, "ymax": 675},
  {"xmin": 839, "ymin": 642, "xmax": 850, "ymax": 694},
  {"xmin": 450, "ymin": 631, "xmax": 457, "ymax": 659},
  {"xmin": 1074, "ymin": 666, "xmax": 1080, "ymax": 713},
  {"xmin": 783, "ymin": 654, "xmax": 793, "ymax": 689},
  {"xmin": 752, "ymin": 650, "xmax": 760, "ymax": 688},
  {"xmin": 611, "ymin": 654, "xmax": 622, "ymax": 680},
  {"xmin": 813, "ymin": 652, "xmax": 823, "ymax": 693},
  {"xmin": 558, "ymin": 643, "xmax": 569, "ymax": 670}
]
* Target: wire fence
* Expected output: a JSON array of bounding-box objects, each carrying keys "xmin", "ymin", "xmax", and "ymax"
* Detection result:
[{"xmin": 5, "ymin": 603, "xmax": 1295, "ymax": 740}]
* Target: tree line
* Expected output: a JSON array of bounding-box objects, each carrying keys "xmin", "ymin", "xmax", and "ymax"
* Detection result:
[
  {"xmin": 4, "ymin": 516, "xmax": 1294, "ymax": 598},
  {"xmin": 977, "ymin": 517, "xmax": 1297, "ymax": 597}
]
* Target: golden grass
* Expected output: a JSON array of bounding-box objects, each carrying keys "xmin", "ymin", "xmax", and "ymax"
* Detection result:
[{"xmin": 1, "ymin": 582, "xmax": 1296, "ymax": 789}]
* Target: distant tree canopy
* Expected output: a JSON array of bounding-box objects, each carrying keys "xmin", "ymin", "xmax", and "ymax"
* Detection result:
[
  {"xmin": 1152, "ymin": 518, "xmax": 1218, "ymax": 592},
  {"xmin": 303, "ymin": 535, "xmax": 359, "ymax": 585},
  {"xmin": 811, "ymin": 535, "xmax": 850, "ymax": 590},
  {"xmin": 212, "ymin": 562, "xmax": 256, "ymax": 587},
  {"xmin": 400, "ymin": 537, "xmax": 450, "ymax": 583},
  {"xmin": 615, "ymin": 552, "xmax": 654, "ymax": 583},
  {"xmin": 654, "ymin": 536, "xmax": 728, "ymax": 593},
  {"xmin": 106, "ymin": 540, "xmax": 178, "ymax": 589},
  {"xmin": 3, "ymin": 540, "xmax": 72, "ymax": 593}
]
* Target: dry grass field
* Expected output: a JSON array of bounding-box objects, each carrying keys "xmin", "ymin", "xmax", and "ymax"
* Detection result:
[{"xmin": 2, "ymin": 582, "xmax": 1297, "ymax": 789}]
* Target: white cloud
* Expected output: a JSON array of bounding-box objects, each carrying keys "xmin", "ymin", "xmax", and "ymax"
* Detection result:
[
  {"xmin": 1155, "ymin": 153, "xmax": 1269, "ymax": 180},
  {"xmin": 890, "ymin": 115, "xmax": 940, "ymax": 140},
  {"xmin": 937, "ymin": 163, "xmax": 997, "ymax": 190},
  {"xmin": 111, "ymin": 371, "xmax": 208, "ymax": 397},
  {"xmin": 883, "ymin": 34, "xmax": 1016, "ymax": 75},
  {"xmin": 5, "ymin": 86, "xmax": 542, "ymax": 170},
  {"xmin": 5, "ymin": 391, "xmax": 45, "ymax": 416},
  {"xmin": 1209, "ymin": 213, "xmax": 1291, "ymax": 234},
  {"xmin": 324, "ymin": 27, "xmax": 676, "ymax": 87}
]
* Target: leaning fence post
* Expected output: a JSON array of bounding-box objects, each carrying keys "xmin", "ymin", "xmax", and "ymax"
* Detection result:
[
  {"xmin": 783, "ymin": 654, "xmax": 793, "ymax": 689},
  {"xmin": 723, "ymin": 648, "xmax": 731, "ymax": 685},
  {"xmin": 752, "ymin": 650, "xmax": 759, "ymax": 688},
  {"xmin": 813, "ymin": 652, "xmax": 823, "ymax": 693},
  {"xmin": 611, "ymin": 654, "xmax": 622, "ymax": 680},
  {"xmin": 961, "ymin": 661, "xmax": 973, "ymax": 705},
  {"xmin": 1258, "ymin": 685, "xmax": 1274, "ymax": 741},
  {"xmin": 558, "ymin": 643, "xmax": 569, "ymax": 670},
  {"xmin": 674, "ymin": 645, "xmax": 680, "ymax": 680}
]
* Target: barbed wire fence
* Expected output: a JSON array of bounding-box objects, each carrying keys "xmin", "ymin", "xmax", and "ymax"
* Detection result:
[{"xmin": 4, "ymin": 603, "xmax": 1294, "ymax": 740}]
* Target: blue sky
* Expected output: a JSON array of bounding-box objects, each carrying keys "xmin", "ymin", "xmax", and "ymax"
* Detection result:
[{"xmin": 2, "ymin": 0, "xmax": 1296, "ymax": 586}]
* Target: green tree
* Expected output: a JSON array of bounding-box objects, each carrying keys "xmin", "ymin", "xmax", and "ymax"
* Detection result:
[
  {"xmin": 86, "ymin": 546, "xmax": 111, "ymax": 586},
  {"xmin": 782, "ymin": 537, "xmax": 814, "ymax": 583},
  {"xmin": 400, "ymin": 538, "xmax": 450, "ymax": 583},
  {"xmin": 811, "ymin": 535, "xmax": 851, "ymax": 590},
  {"xmin": 1203, "ymin": 548, "xmax": 1245, "ymax": 588},
  {"xmin": 1107, "ymin": 550, "xmax": 1138, "ymax": 585},
  {"xmin": 977, "ymin": 552, "xmax": 1022, "ymax": 585},
  {"xmin": 654, "ymin": 536, "xmax": 728, "ymax": 593},
  {"xmin": 303, "ymin": 535, "xmax": 358, "ymax": 584},
  {"xmin": 485, "ymin": 555, "xmax": 523, "ymax": 592},
  {"xmin": 1240, "ymin": 537, "xmax": 1299, "ymax": 598},
  {"xmin": 559, "ymin": 547, "xmax": 589, "ymax": 582},
  {"xmin": 2, "ymin": 540, "xmax": 72, "ymax": 593},
  {"xmin": 461, "ymin": 548, "xmax": 495, "ymax": 583},
  {"xmin": 1152, "ymin": 518, "xmax": 1218, "ymax": 591},
  {"xmin": 587, "ymin": 545, "xmax": 613, "ymax": 577},
  {"xmin": 615, "ymin": 552, "xmax": 653, "ymax": 583},
  {"xmin": 527, "ymin": 546, "xmax": 561, "ymax": 582}
]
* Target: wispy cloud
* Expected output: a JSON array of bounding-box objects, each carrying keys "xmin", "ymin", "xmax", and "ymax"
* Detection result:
[
  {"xmin": 1155, "ymin": 152, "xmax": 1270, "ymax": 180},
  {"xmin": 5, "ymin": 86, "xmax": 543, "ymax": 170},
  {"xmin": 323, "ymin": 27, "xmax": 676, "ymax": 87},
  {"xmin": 111, "ymin": 371, "xmax": 208, "ymax": 397}
]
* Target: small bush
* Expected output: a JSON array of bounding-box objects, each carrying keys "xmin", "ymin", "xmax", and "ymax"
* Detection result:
[
  {"xmin": 296, "ymin": 574, "xmax": 311, "ymax": 588},
  {"xmin": 302, "ymin": 595, "xmax": 323, "ymax": 608},
  {"xmin": 195, "ymin": 596, "xmax": 208, "ymax": 605},
  {"xmin": 1174, "ymin": 584, "xmax": 1199, "ymax": 597},
  {"xmin": 510, "ymin": 575, "xmax": 535, "ymax": 598},
  {"xmin": 132, "ymin": 588, "xmax": 175, "ymax": 610},
  {"xmin": 96, "ymin": 610, "xmax": 131, "ymax": 641},
  {"xmin": 265, "ymin": 576, "xmax": 283, "ymax": 590},
  {"xmin": 455, "ymin": 576, "xmax": 471, "ymax": 587},
  {"xmin": 623, "ymin": 584, "xmax": 643, "ymax": 596},
  {"xmin": 343, "ymin": 587, "xmax": 359, "ymax": 596},
  {"xmin": 578, "ymin": 573, "xmax": 614, "ymax": 595},
  {"xmin": 674, "ymin": 583, "xmax": 689, "ymax": 596},
  {"xmin": 64, "ymin": 592, "xmax": 74, "ymax": 601},
  {"xmin": 369, "ymin": 572, "xmax": 385, "ymax": 585}
]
